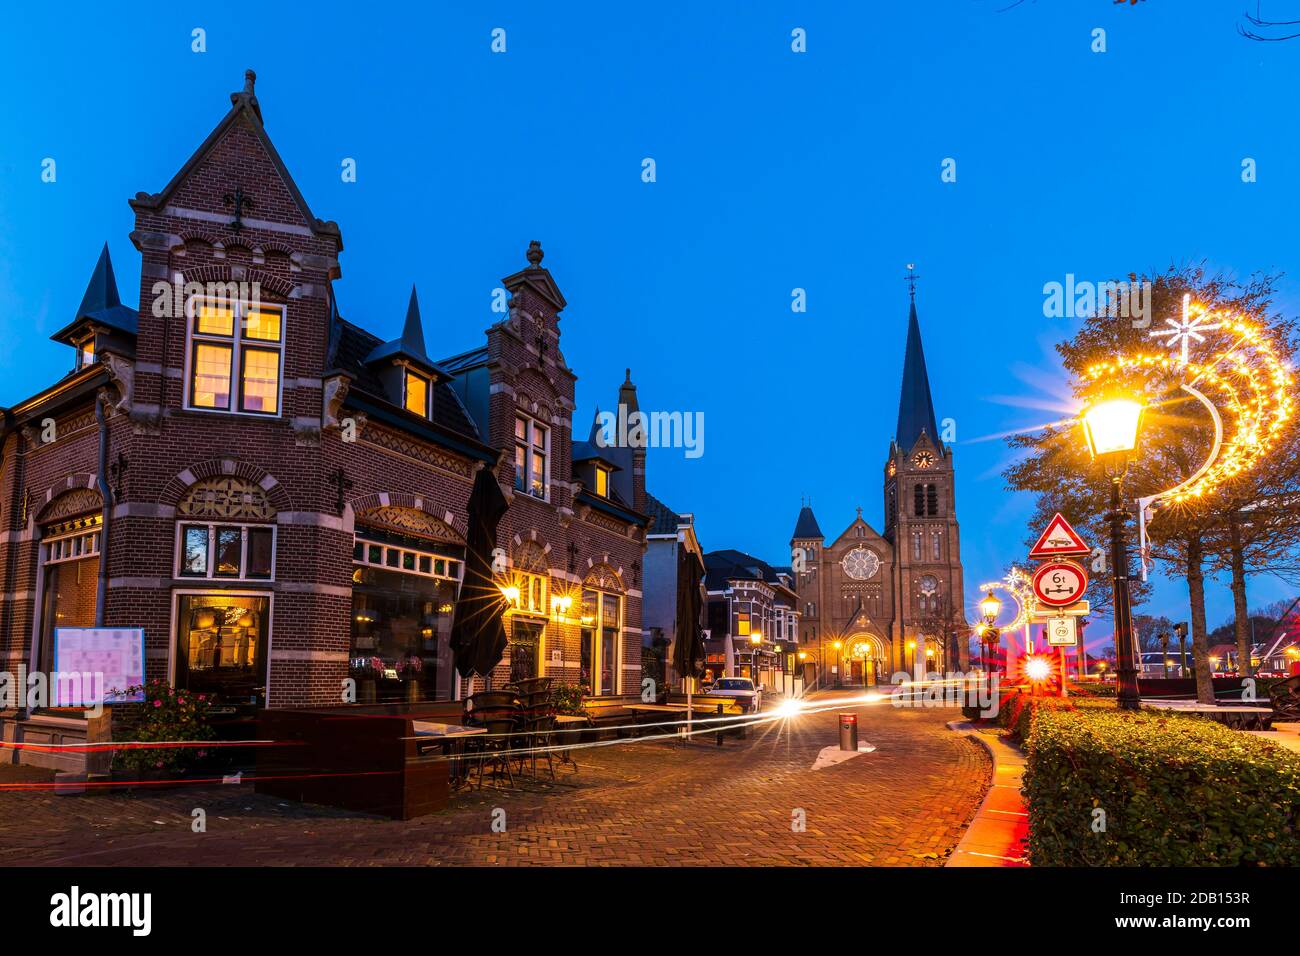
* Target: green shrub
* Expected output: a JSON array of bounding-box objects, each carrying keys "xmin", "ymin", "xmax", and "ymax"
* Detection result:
[
  {"xmin": 111, "ymin": 679, "xmax": 218, "ymax": 773},
  {"xmin": 1022, "ymin": 706, "xmax": 1300, "ymax": 866}
]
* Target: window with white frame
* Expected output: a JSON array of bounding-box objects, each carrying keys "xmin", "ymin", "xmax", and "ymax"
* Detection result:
[
  {"xmin": 352, "ymin": 537, "xmax": 462, "ymax": 582},
  {"xmin": 513, "ymin": 413, "xmax": 549, "ymax": 500},
  {"xmin": 177, "ymin": 523, "xmax": 275, "ymax": 580},
  {"xmin": 186, "ymin": 296, "xmax": 284, "ymax": 415}
]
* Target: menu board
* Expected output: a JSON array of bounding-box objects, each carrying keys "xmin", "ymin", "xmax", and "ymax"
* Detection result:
[{"xmin": 52, "ymin": 628, "xmax": 146, "ymax": 705}]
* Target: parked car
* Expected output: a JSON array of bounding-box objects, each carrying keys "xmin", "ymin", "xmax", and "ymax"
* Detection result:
[{"xmin": 706, "ymin": 677, "xmax": 761, "ymax": 713}]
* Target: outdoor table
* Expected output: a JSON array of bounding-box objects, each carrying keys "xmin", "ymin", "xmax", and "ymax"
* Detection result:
[
  {"xmin": 413, "ymin": 722, "xmax": 488, "ymax": 789},
  {"xmin": 626, "ymin": 703, "xmax": 729, "ymax": 745},
  {"xmin": 553, "ymin": 713, "xmax": 589, "ymax": 771}
]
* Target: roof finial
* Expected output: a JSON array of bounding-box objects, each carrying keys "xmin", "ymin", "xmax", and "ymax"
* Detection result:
[
  {"xmin": 905, "ymin": 262, "xmax": 920, "ymax": 302},
  {"xmin": 526, "ymin": 240, "xmax": 544, "ymax": 268},
  {"xmin": 244, "ymin": 69, "xmax": 256, "ymax": 95},
  {"xmin": 624, "ymin": 367, "xmax": 632, "ymax": 384}
]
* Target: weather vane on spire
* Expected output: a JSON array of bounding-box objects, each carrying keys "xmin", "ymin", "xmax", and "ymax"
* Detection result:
[{"xmin": 904, "ymin": 263, "xmax": 920, "ymax": 302}]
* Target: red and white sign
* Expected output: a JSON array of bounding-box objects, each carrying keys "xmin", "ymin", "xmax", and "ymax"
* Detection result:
[
  {"xmin": 1032, "ymin": 561, "xmax": 1088, "ymax": 608},
  {"xmin": 1028, "ymin": 513, "xmax": 1090, "ymax": 559}
]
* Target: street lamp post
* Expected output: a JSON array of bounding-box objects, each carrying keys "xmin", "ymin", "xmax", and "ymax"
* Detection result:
[
  {"xmin": 978, "ymin": 590, "xmax": 1002, "ymax": 689},
  {"xmin": 1159, "ymin": 631, "xmax": 1170, "ymax": 679},
  {"xmin": 750, "ymin": 632, "xmax": 762, "ymax": 687},
  {"xmin": 832, "ymin": 640, "xmax": 843, "ymax": 688},
  {"xmin": 1174, "ymin": 622, "xmax": 1188, "ymax": 677},
  {"xmin": 1081, "ymin": 397, "xmax": 1145, "ymax": 711}
]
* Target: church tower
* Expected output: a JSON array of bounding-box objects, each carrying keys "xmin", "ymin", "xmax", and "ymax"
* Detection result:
[{"xmin": 883, "ymin": 282, "xmax": 967, "ymax": 671}]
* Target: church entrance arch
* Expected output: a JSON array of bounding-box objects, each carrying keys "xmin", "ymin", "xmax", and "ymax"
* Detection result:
[{"xmin": 845, "ymin": 632, "xmax": 887, "ymax": 687}]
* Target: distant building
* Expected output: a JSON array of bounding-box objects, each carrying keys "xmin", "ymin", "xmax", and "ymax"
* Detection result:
[
  {"xmin": 640, "ymin": 494, "xmax": 705, "ymax": 690},
  {"xmin": 790, "ymin": 293, "xmax": 967, "ymax": 685},
  {"xmin": 703, "ymin": 549, "xmax": 801, "ymax": 689}
]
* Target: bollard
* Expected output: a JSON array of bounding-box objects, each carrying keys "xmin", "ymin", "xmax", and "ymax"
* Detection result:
[{"xmin": 838, "ymin": 713, "xmax": 858, "ymax": 751}]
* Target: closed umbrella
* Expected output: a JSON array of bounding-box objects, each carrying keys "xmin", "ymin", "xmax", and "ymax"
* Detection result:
[
  {"xmin": 672, "ymin": 545, "xmax": 706, "ymax": 736},
  {"xmin": 450, "ymin": 465, "xmax": 509, "ymax": 682}
]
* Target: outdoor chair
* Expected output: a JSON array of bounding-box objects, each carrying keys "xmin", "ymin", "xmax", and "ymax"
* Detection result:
[
  {"xmin": 516, "ymin": 688, "xmax": 558, "ymax": 781},
  {"xmin": 464, "ymin": 691, "xmax": 523, "ymax": 790}
]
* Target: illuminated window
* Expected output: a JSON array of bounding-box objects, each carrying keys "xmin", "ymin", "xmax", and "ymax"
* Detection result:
[
  {"xmin": 186, "ymin": 296, "xmax": 284, "ymax": 415},
  {"xmin": 509, "ymin": 571, "xmax": 548, "ymax": 615},
  {"xmin": 737, "ymin": 605, "xmax": 751, "ymax": 636},
  {"xmin": 75, "ymin": 337, "xmax": 96, "ymax": 370},
  {"xmin": 176, "ymin": 523, "xmax": 275, "ymax": 581},
  {"xmin": 594, "ymin": 465, "xmax": 610, "ymax": 498},
  {"xmin": 404, "ymin": 370, "xmax": 430, "ymax": 417},
  {"xmin": 513, "ymin": 413, "xmax": 549, "ymax": 500},
  {"xmin": 580, "ymin": 588, "xmax": 622, "ymax": 695}
]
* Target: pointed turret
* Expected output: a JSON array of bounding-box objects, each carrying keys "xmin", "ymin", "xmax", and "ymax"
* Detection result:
[
  {"xmin": 791, "ymin": 503, "xmax": 823, "ymax": 543},
  {"xmin": 894, "ymin": 299, "xmax": 940, "ymax": 452},
  {"xmin": 50, "ymin": 243, "xmax": 139, "ymax": 348},
  {"xmin": 366, "ymin": 286, "xmax": 434, "ymax": 371}
]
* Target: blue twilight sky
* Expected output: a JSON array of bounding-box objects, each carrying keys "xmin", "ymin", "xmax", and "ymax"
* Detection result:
[{"xmin": 3, "ymin": 1, "xmax": 1298, "ymax": 647}]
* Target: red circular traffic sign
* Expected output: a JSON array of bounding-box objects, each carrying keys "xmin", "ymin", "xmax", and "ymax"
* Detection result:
[{"xmin": 1031, "ymin": 561, "xmax": 1088, "ymax": 608}]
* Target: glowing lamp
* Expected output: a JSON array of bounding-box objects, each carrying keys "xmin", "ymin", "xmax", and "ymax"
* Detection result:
[
  {"xmin": 906, "ymin": 639, "xmax": 916, "ymax": 651},
  {"xmin": 1081, "ymin": 398, "xmax": 1144, "ymax": 458},
  {"xmin": 978, "ymin": 590, "xmax": 1001, "ymax": 624},
  {"xmin": 750, "ymin": 633, "xmax": 762, "ymax": 646},
  {"xmin": 501, "ymin": 585, "xmax": 520, "ymax": 604},
  {"xmin": 832, "ymin": 640, "xmax": 842, "ymax": 651}
]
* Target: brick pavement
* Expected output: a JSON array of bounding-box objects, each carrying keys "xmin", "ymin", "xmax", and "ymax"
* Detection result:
[{"xmin": 0, "ymin": 701, "xmax": 989, "ymax": 866}]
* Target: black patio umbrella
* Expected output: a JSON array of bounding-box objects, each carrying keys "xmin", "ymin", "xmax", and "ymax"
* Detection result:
[
  {"xmin": 450, "ymin": 465, "xmax": 510, "ymax": 680},
  {"xmin": 672, "ymin": 545, "xmax": 706, "ymax": 684}
]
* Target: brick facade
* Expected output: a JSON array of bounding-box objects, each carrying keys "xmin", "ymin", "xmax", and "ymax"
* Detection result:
[{"xmin": 0, "ymin": 72, "xmax": 647, "ymax": 754}]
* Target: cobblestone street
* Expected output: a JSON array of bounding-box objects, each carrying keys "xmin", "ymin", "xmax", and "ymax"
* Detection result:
[{"xmin": 0, "ymin": 700, "xmax": 989, "ymax": 866}]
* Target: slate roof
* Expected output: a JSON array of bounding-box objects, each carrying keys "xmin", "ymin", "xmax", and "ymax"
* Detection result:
[
  {"xmin": 49, "ymin": 244, "xmax": 139, "ymax": 344},
  {"xmin": 791, "ymin": 505, "xmax": 823, "ymax": 541},
  {"xmin": 328, "ymin": 307, "xmax": 481, "ymax": 442},
  {"xmin": 704, "ymin": 548, "xmax": 787, "ymax": 592},
  {"xmin": 895, "ymin": 299, "xmax": 940, "ymax": 452},
  {"xmin": 644, "ymin": 492, "xmax": 684, "ymax": 536}
]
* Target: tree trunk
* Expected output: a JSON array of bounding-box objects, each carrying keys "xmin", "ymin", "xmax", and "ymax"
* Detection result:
[
  {"xmin": 1186, "ymin": 535, "xmax": 1215, "ymax": 705},
  {"xmin": 1228, "ymin": 513, "xmax": 1253, "ymax": 677}
]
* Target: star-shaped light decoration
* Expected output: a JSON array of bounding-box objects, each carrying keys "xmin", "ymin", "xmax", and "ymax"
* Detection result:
[{"xmin": 1149, "ymin": 293, "xmax": 1223, "ymax": 364}]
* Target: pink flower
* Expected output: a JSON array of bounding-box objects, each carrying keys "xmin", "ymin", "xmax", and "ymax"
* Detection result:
[
  {"xmin": 155, "ymin": 761, "xmax": 163, "ymax": 769},
  {"xmin": 153, "ymin": 700, "xmax": 162, "ymax": 708},
  {"xmin": 197, "ymin": 749, "xmax": 207, "ymax": 757},
  {"xmin": 198, "ymin": 694, "xmax": 206, "ymax": 702}
]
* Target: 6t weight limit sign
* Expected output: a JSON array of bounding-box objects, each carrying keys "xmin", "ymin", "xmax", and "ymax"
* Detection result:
[{"xmin": 1031, "ymin": 561, "xmax": 1088, "ymax": 608}]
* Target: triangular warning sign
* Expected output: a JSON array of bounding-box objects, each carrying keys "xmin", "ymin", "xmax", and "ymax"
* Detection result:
[{"xmin": 1029, "ymin": 513, "xmax": 1090, "ymax": 559}]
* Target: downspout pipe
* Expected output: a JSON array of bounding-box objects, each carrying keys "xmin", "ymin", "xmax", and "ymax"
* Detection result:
[{"xmin": 94, "ymin": 391, "xmax": 111, "ymax": 627}]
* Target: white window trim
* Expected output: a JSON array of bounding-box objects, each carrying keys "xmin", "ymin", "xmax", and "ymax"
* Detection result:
[
  {"xmin": 43, "ymin": 523, "xmax": 103, "ymax": 566},
  {"xmin": 352, "ymin": 536, "xmax": 463, "ymax": 584},
  {"xmin": 514, "ymin": 412, "xmax": 551, "ymax": 502},
  {"xmin": 581, "ymin": 588, "xmax": 622, "ymax": 696},
  {"xmin": 174, "ymin": 521, "xmax": 277, "ymax": 583},
  {"xmin": 183, "ymin": 295, "xmax": 286, "ymax": 417}
]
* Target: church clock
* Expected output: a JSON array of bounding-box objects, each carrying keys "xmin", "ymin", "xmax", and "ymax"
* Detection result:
[
  {"xmin": 842, "ymin": 546, "xmax": 880, "ymax": 580},
  {"xmin": 912, "ymin": 451, "xmax": 935, "ymax": 469}
]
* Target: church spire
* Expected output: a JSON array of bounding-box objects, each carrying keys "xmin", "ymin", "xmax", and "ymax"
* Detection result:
[{"xmin": 895, "ymin": 284, "xmax": 940, "ymax": 452}]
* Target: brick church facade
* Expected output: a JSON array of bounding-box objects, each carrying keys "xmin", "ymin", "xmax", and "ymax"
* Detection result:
[
  {"xmin": 0, "ymin": 72, "xmax": 648, "ymax": 767},
  {"xmin": 790, "ymin": 295, "xmax": 968, "ymax": 684}
]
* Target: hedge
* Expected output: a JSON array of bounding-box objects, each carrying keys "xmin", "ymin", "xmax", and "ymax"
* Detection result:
[{"xmin": 1020, "ymin": 702, "xmax": 1300, "ymax": 866}]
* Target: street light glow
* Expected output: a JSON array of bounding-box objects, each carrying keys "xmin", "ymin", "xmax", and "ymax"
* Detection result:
[{"xmin": 1081, "ymin": 398, "xmax": 1144, "ymax": 458}]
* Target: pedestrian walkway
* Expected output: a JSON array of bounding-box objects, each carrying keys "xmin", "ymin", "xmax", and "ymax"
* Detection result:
[
  {"xmin": 944, "ymin": 721, "xmax": 1028, "ymax": 867},
  {"xmin": 1247, "ymin": 720, "xmax": 1300, "ymax": 755}
]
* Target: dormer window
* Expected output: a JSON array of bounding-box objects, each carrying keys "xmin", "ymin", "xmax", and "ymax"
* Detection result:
[
  {"xmin": 75, "ymin": 336, "xmax": 96, "ymax": 370},
  {"xmin": 403, "ymin": 369, "xmax": 430, "ymax": 418},
  {"xmin": 185, "ymin": 296, "xmax": 284, "ymax": 415},
  {"xmin": 594, "ymin": 464, "xmax": 610, "ymax": 498}
]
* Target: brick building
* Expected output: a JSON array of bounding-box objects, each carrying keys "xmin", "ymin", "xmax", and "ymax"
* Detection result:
[
  {"xmin": 0, "ymin": 72, "xmax": 647, "ymax": 769},
  {"xmin": 790, "ymin": 293, "xmax": 968, "ymax": 685},
  {"xmin": 703, "ymin": 549, "xmax": 801, "ymax": 689}
]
